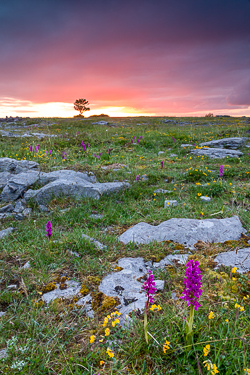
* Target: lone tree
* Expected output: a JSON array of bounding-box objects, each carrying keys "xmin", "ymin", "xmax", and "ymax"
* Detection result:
[{"xmin": 73, "ymin": 98, "xmax": 90, "ymax": 116}]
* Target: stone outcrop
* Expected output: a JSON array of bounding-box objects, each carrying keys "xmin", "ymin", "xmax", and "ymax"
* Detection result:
[
  {"xmin": 0, "ymin": 158, "xmax": 39, "ymax": 174},
  {"xmin": 214, "ymin": 248, "xmax": 250, "ymax": 273},
  {"xmin": 119, "ymin": 216, "xmax": 245, "ymax": 249},
  {"xmin": 190, "ymin": 148, "xmax": 243, "ymax": 159},
  {"xmin": 0, "ymin": 227, "xmax": 15, "ymax": 239},
  {"xmin": 1, "ymin": 171, "xmax": 40, "ymax": 201},
  {"xmin": 24, "ymin": 179, "xmax": 130, "ymax": 204},
  {"xmin": 200, "ymin": 137, "xmax": 246, "ymax": 149}
]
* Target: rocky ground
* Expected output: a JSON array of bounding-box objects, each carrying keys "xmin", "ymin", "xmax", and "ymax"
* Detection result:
[{"xmin": 0, "ymin": 116, "xmax": 250, "ymax": 374}]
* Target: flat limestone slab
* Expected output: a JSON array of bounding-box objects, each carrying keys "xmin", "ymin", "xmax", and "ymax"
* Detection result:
[
  {"xmin": 214, "ymin": 248, "xmax": 250, "ymax": 273},
  {"xmin": 190, "ymin": 147, "xmax": 243, "ymax": 159},
  {"xmin": 200, "ymin": 137, "xmax": 245, "ymax": 149},
  {"xmin": 42, "ymin": 280, "xmax": 81, "ymax": 304},
  {"xmin": 38, "ymin": 170, "xmax": 97, "ymax": 185},
  {"xmin": 0, "ymin": 157, "xmax": 39, "ymax": 174},
  {"xmin": 119, "ymin": 216, "xmax": 245, "ymax": 249}
]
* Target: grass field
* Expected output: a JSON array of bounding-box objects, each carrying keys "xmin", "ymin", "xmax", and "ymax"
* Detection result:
[{"xmin": 0, "ymin": 116, "xmax": 250, "ymax": 374}]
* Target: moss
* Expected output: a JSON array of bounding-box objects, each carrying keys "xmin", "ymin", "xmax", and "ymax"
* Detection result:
[
  {"xmin": 59, "ymin": 283, "xmax": 67, "ymax": 290},
  {"xmin": 80, "ymin": 283, "xmax": 89, "ymax": 296},
  {"xmin": 174, "ymin": 244, "xmax": 185, "ymax": 250},
  {"xmin": 223, "ymin": 240, "xmax": 238, "ymax": 246},
  {"xmin": 114, "ymin": 266, "xmax": 123, "ymax": 271},
  {"xmin": 41, "ymin": 282, "xmax": 56, "ymax": 293},
  {"xmin": 91, "ymin": 291, "xmax": 119, "ymax": 312},
  {"xmin": 87, "ymin": 276, "xmax": 101, "ymax": 285}
]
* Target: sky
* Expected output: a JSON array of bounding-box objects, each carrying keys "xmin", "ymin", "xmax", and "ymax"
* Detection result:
[{"xmin": 0, "ymin": 0, "xmax": 250, "ymax": 118}]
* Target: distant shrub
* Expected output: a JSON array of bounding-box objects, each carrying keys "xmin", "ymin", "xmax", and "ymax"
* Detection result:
[{"xmin": 205, "ymin": 113, "xmax": 214, "ymax": 117}]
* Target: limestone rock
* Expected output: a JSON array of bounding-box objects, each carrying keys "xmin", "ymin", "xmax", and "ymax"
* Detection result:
[
  {"xmin": 200, "ymin": 196, "xmax": 211, "ymax": 202},
  {"xmin": 76, "ymin": 294, "xmax": 94, "ymax": 318},
  {"xmin": 13, "ymin": 201, "xmax": 26, "ymax": 213},
  {"xmin": 119, "ymin": 216, "xmax": 245, "ymax": 249},
  {"xmin": 22, "ymin": 208, "xmax": 32, "ymax": 216},
  {"xmin": 154, "ymin": 189, "xmax": 172, "ymax": 194},
  {"xmin": 1, "ymin": 171, "xmax": 40, "ymax": 201},
  {"xmin": 92, "ymin": 121, "xmax": 108, "ymax": 125},
  {"xmin": 24, "ymin": 179, "xmax": 130, "ymax": 204},
  {"xmin": 82, "ymin": 234, "xmax": 106, "ymax": 250},
  {"xmin": 0, "ymin": 311, "xmax": 6, "ymax": 317},
  {"xmin": 190, "ymin": 148, "xmax": 243, "ymax": 159},
  {"xmin": 200, "ymin": 137, "xmax": 245, "ymax": 149},
  {"xmin": 153, "ymin": 254, "xmax": 189, "ymax": 268},
  {"xmin": 0, "ymin": 157, "xmax": 39, "ymax": 174},
  {"xmin": 164, "ymin": 200, "xmax": 177, "ymax": 207},
  {"xmin": 0, "ymin": 203, "xmax": 14, "ymax": 213},
  {"xmin": 38, "ymin": 170, "xmax": 97, "ymax": 185},
  {"xmin": 0, "ymin": 172, "xmax": 12, "ymax": 188},
  {"xmin": 99, "ymin": 257, "xmax": 164, "ymax": 324},
  {"xmin": 0, "ymin": 227, "xmax": 15, "ymax": 239},
  {"xmin": 214, "ymin": 248, "xmax": 250, "ymax": 273},
  {"xmin": 42, "ymin": 280, "xmax": 81, "ymax": 304}
]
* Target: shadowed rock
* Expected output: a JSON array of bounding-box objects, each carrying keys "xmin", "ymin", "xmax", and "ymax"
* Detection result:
[
  {"xmin": 190, "ymin": 148, "xmax": 243, "ymax": 159},
  {"xmin": 0, "ymin": 157, "xmax": 39, "ymax": 174},
  {"xmin": 119, "ymin": 216, "xmax": 245, "ymax": 249},
  {"xmin": 0, "ymin": 172, "xmax": 12, "ymax": 188},
  {"xmin": 214, "ymin": 248, "xmax": 250, "ymax": 273},
  {"xmin": 38, "ymin": 170, "xmax": 97, "ymax": 185},
  {"xmin": 24, "ymin": 179, "xmax": 130, "ymax": 204},
  {"xmin": 1, "ymin": 171, "xmax": 40, "ymax": 201},
  {"xmin": 200, "ymin": 137, "xmax": 246, "ymax": 149}
]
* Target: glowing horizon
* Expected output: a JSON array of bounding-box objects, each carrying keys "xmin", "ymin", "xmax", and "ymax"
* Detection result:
[{"xmin": 0, "ymin": 97, "xmax": 249, "ymax": 119}]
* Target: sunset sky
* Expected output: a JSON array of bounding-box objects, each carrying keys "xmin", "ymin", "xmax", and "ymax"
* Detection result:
[{"xmin": 0, "ymin": 0, "xmax": 250, "ymax": 118}]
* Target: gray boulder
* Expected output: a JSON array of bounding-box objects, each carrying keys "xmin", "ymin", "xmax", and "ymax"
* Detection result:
[
  {"xmin": 0, "ymin": 203, "xmax": 14, "ymax": 213},
  {"xmin": 119, "ymin": 216, "xmax": 245, "ymax": 249},
  {"xmin": 0, "ymin": 172, "xmax": 12, "ymax": 188},
  {"xmin": 0, "ymin": 227, "xmax": 14, "ymax": 239},
  {"xmin": 190, "ymin": 148, "xmax": 243, "ymax": 159},
  {"xmin": 214, "ymin": 248, "xmax": 250, "ymax": 273},
  {"xmin": 38, "ymin": 170, "xmax": 97, "ymax": 185},
  {"xmin": 42, "ymin": 280, "xmax": 81, "ymax": 304},
  {"xmin": 0, "ymin": 157, "xmax": 39, "ymax": 174},
  {"xmin": 99, "ymin": 257, "xmax": 164, "ymax": 324},
  {"xmin": 1, "ymin": 171, "xmax": 40, "ymax": 201},
  {"xmin": 13, "ymin": 201, "xmax": 26, "ymax": 213},
  {"xmin": 92, "ymin": 121, "xmax": 108, "ymax": 125},
  {"xmin": 153, "ymin": 254, "xmax": 189, "ymax": 268},
  {"xmin": 200, "ymin": 137, "xmax": 245, "ymax": 149},
  {"xmin": 24, "ymin": 178, "xmax": 130, "ymax": 204}
]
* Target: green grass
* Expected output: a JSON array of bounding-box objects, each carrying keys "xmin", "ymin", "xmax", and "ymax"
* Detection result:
[{"xmin": 0, "ymin": 116, "xmax": 250, "ymax": 374}]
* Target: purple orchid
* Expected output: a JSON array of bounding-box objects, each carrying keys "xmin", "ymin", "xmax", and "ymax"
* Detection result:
[
  {"xmin": 137, "ymin": 139, "xmax": 140, "ymax": 143},
  {"xmin": 143, "ymin": 270, "xmax": 157, "ymax": 304},
  {"xmin": 181, "ymin": 260, "xmax": 202, "ymax": 311},
  {"xmin": 46, "ymin": 221, "xmax": 52, "ymax": 239},
  {"xmin": 136, "ymin": 174, "xmax": 139, "ymax": 181},
  {"xmin": 219, "ymin": 165, "xmax": 224, "ymax": 178},
  {"xmin": 108, "ymin": 147, "xmax": 111, "ymax": 155},
  {"xmin": 161, "ymin": 161, "xmax": 164, "ymax": 168}
]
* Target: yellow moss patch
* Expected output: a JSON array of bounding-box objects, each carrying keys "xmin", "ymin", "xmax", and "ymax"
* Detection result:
[
  {"xmin": 114, "ymin": 266, "xmax": 123, "ymax": 272},
  {"xmin": 87, "ymin": 276, "xmax": 101, "ymax": 285},
  {"xmin": 80, "ymin": 283, "xmax": 90, "ymax": 296},
  {"xmin": 41, "ymin": 282, "xmax": 56, "ymax": 293},
  {"xmin": 174, "ymin": 244, "xmax": 185, "ymax": 250},
  {"xmin": 91, "ymin": 292, "xmax": 119, "ymax": 312}
]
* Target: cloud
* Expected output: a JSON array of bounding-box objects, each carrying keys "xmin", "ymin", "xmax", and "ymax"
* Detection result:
[{"xmin": 0, "ymin": 0, "xmax": 250, "ymax": 115}]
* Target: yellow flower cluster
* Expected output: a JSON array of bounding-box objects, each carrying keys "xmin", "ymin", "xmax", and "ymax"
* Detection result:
[
  {"xmin": 235, "ymin": 303, "xmax": 244, "ymax": 312},
  {"xmin": 106, "ymin": 347, "xmax": 114, "ymax": 358},
  {"xmin": 149, "ymin": 304, "xmax": 162, "ymax": 311},
  {"xmin": 203, "ymin": 344, "xmax": 210, "ymax": 357},
  {"xmin": 208, "ymin": 311, "xmax": 215, "ymax": 320},
  {"xmin": 232, "ymin": 267, "xmax": 237, "ymax": 274},
  {"xmin": 102, "ymin": 311, "xmax": 121, "ymax": 327},
  {"xmin": 203, "ymin": 360, "xmax": 219, "ymax": 374},
  {"xmin": 90, "ymin": 335, "xmax": 96, "ymax": 344},
  {"xmin": 163, "ymin": 339, "xmax": 170, "ymax": 353},
  {"xmin": 244, "ymin": 369, "xmax": 250, "ymax": 374}
]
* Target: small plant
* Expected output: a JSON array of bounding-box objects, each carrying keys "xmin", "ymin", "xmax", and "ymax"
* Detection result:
[{"xmin": 46, "ymin": 221, "xmax": 52, "ymax": 240}]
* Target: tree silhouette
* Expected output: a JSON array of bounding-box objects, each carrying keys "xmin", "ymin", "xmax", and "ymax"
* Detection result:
[{"xmin": 74, "ymin": 99, "xmax": 90, "ymax": 116}]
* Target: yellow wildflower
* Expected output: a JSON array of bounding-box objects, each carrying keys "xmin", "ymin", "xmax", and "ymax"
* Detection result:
[
  {"xmin": 203, "ymin": 344, "xmax": 210, "ymax": 357},
  {"xmin": 105, "ymin": 328, "xmax": 110, "ymax": 336},
  {"xmin": 163, "ymin": 340, "xmax": 170, "ymax": 353},
  {"xmin": 90, "ymin": 335, "xmax": 96, "ymax": 344},
  {"xmin": 106, "ymin": 347, "xmax": 114, "ymax": 358},
  {"xmin": 225, "ymin": 319, "xmax": 229, "ymax": 323},
  {"xmin": 232, "ymin": 267, "xmax": 237, "ymax": 274},
  {"xmin": 100, "ymin": 360, "xmax": 105, "ymax": 366},
  {"xmin": 244, "ymin": 369, "xmax": 250, "ymax": 374},
  {"xmin": 208, "ymin": 311, "xmax": 215, "ymax": 320}
]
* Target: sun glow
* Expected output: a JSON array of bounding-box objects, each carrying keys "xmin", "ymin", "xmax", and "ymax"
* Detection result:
[{"xmin": 0, "ymin": 98, "xmax": 156, "ymax": 118}]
